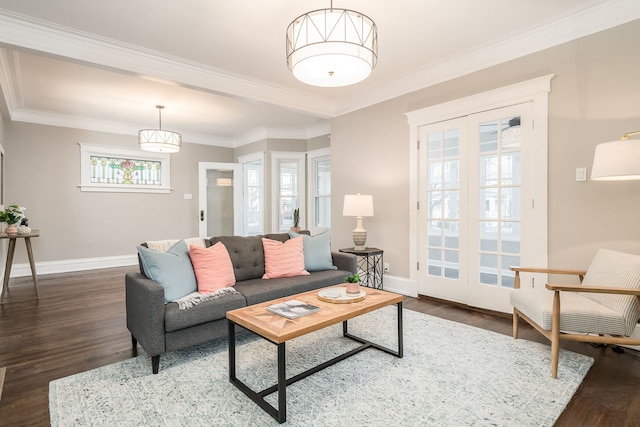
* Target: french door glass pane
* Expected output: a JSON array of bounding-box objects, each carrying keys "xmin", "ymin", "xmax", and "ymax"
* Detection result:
[
  {"xmin": 444, "ymin": 161, "xmax": 459, "ymax": 188},
  {"xmin": 479, "ymin": 121, "xmax": 498, "ymax": 152},
  {"xmin": 501, "ymin": 116, "xmax": 521, "ymax": 148},
  {"xmin": 501, "ymin": 153, "xmax": 521, "ymax": 185},
  {"xmin": 502, "ymin": 222, "xmax": 521, "ymax": 254},
  {"xmin": 501, "ymin": 187, "xmax": 521, "ymax": 220},
  {"xmin": 443, "ymin": 191, "xmax": 459, "ymax": 219},
  {"xmin": 428, "ymin": 221, "xmax": 443, "ymax": 246}
]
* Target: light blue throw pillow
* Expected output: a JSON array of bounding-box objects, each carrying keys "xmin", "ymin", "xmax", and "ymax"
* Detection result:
[
  {"xmin": 137, "ymin": 240, "xmax": 197, "ymax": 303},
  {"xmin": 288, "ymin": 231, "xmax": 337, "ymax": 272}
]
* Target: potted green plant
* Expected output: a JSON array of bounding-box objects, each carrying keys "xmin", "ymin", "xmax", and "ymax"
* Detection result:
[
  {"xmin": 0, "ymin": 204, "xmax": 25, "ymax": 235},
  {"xmin": 344, "ymin": 273, "xmax": 361, "ymax": 294},
  {"xmin": 290, "ymin": 208, "xmax": 301, "ymax": 232}
]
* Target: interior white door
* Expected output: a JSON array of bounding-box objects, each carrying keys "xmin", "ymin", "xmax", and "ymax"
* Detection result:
[
  {"xmin": 418, "ymin": 102, "xmax": 543, "ymax": 313},
  {"xmin": 198, "ymin": 162, "xmax": 243, "ymax": 238}
]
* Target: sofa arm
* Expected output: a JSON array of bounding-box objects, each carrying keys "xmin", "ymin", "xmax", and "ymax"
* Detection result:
[
  {"xmin": 125, "ymin": 272, "xmax": 166, "ymax": 357},
  {"xmin": 331, "ymin": 251, "xmax": 357, "ymax": 274}
]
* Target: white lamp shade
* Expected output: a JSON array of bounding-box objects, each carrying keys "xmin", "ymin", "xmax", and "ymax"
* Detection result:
[
  {"xmin": 138, "ymin": 129, "xmax": 182, "ymax": 153},
  {"xmin": 343, "ymin": 194, "xmax": 374, "ymax": 217},
  {"xmin": 286, "ymin": 8, "xmax": 377, "ymax": 87},
  {"xmin": 591, "ymin": 139, "xmax": 640, "ymax": 181}
]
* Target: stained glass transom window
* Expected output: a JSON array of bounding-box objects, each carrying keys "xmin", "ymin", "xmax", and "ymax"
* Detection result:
[
  {"xmin": 90, "ymin": 156, "xmax": 162, "ymax": 186},
  {"xmin": 79, "ymin": 143, "xmax": 171, "ymax": 193}
]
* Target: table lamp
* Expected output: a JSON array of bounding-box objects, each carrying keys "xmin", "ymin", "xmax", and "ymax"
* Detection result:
[{"xmin": 343, "ymin": 193, "xmax": 374, "ymax": 250}]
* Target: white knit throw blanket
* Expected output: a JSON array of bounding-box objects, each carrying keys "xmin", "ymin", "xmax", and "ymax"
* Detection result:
[{"xmin": 174, "ymin": 287, "xmax": 238, "ymax": 310}]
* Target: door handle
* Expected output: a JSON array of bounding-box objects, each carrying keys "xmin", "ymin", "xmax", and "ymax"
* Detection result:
[{"xmin": 200, "ymin": 210, "xmax": 204, "ymax": 221}]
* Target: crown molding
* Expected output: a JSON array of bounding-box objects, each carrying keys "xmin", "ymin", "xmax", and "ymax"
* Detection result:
[
  {"xmin": 0, "ymin": 48, "xmax": 18, "ymax": 118},
  {"xmin": 233, "ymin": 121, "xmax": 330, "ymax": 147},
  {"xmin": 0, "ymin": 9, "xmax": 337, "ymax": 119},
  {"xmin": 335, "ymin": 0, "xmax": 640, "ymax": 116},
  {"xmin": 10, "ymin": 108, "xmax": 235, "ymax": 147}
]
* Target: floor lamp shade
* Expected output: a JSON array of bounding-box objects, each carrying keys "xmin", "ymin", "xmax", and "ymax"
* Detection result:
[
  {"xmin": 591, "ymin": 139, "xmax": 640, "ymax": 181},
  {"xmin": 343, "ymin": 194, "xmax": 374, "ymax": 250}
]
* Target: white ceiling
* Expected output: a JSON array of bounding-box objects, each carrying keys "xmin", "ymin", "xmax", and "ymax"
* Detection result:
[{"xmin": 0, "ymin": 0, "xmax": 638, "ymax": 147}]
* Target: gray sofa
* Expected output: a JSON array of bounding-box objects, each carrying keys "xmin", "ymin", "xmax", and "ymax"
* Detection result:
[{"xmin": 125, "ymin": 232, "xmax": 356, "ymax": 373}]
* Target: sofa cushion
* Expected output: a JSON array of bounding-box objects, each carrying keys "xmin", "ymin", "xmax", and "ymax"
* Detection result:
[
  {"xmin": 235, "ymin": 269, "xmax": 351, "ymax": 305},
  {"xmin": 189, "ymin": 242, "xmax": 236, "ymax": 293},
  {"xmin": 209, "ymin": 235, "xmax": 267, "ymax": 282},
  {"xmin": 137, "ymin": 240, "xmax": 197, "ymax": 303},
  {"xmin": 262, "ymin": 236, "xmax": 310, "ymax": 279},
  {"xmin": 289, "ymin": 230, "xmax": 337, "ymax": 272},
  {"xmin": 164, "ymin": 289, "xmax": 247, "ymax": 332}
]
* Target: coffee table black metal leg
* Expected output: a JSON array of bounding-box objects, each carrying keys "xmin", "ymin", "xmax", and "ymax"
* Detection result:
[
  {"xmin": 343, "ymin": 301, "xmax": 403, "ymax": 358},
  {"xmin": 228, "ymin": 320, "xmax": 236, "ymax": 381},
  {"xmin": 397, "ymin": 301, "xmax": 403, "ymax": 357},
  {"xmin": 228, "ymin": 319, "xmax": 287, "ymax": 423},
  {"xmin": 277, "ymin": 343, "xmax": 286, "ymax": 423}
]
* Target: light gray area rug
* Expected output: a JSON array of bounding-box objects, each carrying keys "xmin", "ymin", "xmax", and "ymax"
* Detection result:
[{"xmin": 50, "ymin": 307, "xmax": 593, "ymax": 426}]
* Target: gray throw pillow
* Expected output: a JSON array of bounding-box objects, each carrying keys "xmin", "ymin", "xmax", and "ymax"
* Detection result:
[
  {"xmin": 288, "ymin": 231, "xmax": 337, "ymax": 272},
  {"xmin": 137, "ymin": 240, "xmax": 197, "ymax": 303}
]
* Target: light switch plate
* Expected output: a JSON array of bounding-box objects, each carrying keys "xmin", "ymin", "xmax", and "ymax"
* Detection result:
[{"xmin": 576, "ymin": 167, "xmax": 587, "ymax": 182}]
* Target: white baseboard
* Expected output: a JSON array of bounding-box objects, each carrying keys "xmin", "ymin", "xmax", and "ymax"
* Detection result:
[
  {"xmin": 9, "ymin": 254, "xmax": 138, "ymax": 278},
  {"xmin": 382, "ymin": 274, "xmax": 418, "ymax": 298}
]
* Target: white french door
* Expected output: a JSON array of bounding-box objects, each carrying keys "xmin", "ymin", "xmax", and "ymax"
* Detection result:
[{"xmin": 418, "ymin": 102, "xmax": 545, "ymax": 313}]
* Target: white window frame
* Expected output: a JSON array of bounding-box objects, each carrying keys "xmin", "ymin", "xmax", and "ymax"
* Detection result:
[
  {"xmin": 307, "ymin": 147, "xmax": 331, "ymax": 232},
  {"xmin": 271, "ymin": 151, "xmax": 306, "ymax": 232},
  {"xmin": 238, "ymin": 152, "xmax": 265, "ymax": 236},
  {"xmin": 78, "ymin": 143, "xmax": 171, "ymax": 193}
]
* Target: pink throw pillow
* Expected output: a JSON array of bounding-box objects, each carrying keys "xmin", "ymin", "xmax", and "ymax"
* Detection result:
[
  {"xmin": 189, "ymin": 242, "xmax": 236, "ymax": 293},
  {"xmin": 262, "ymin": 237, "xmax": 310, "ymax": 279}
]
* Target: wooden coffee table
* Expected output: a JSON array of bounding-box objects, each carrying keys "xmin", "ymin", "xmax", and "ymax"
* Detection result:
[{"xmin": 227, "ymin": 285, "xmax": 403, "ymax": 424}]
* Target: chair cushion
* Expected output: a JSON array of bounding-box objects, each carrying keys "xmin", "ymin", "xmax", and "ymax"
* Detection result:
[
  {"xmin": 581, "ymin": 249, "xmax": 640, "ymax": 336},
  {"xmin": 510, "ymin": 288, "xmax": 630, "ymax": 336}
]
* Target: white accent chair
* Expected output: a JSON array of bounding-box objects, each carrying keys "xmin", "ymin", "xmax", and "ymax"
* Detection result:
[{"xmin": 509, "ymin": 249, "xmax": 640, "ymax": 378}]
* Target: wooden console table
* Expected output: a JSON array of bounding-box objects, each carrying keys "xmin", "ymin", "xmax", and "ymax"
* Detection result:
[{"xmin": 0, "ymin": 230, "xmax": 39, "ymax": 303}]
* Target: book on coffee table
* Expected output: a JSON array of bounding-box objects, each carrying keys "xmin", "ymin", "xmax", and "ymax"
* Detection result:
[{"xmin": 266, "ymin": 299, "xmax": 320, "ymax": 319}]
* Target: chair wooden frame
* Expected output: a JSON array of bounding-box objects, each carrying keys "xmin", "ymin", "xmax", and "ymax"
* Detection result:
[{"xmin": 511, "ymin": 267, "xmax": 640, "ymax": 378}]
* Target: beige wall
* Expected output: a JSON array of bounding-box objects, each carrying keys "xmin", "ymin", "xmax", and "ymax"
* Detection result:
[
  {"xmin": 4, "ymin": 122, "xmax": 233, "ymax": 263},
  {"xmin": 331, "ymin": 19, "xmax": 640, "ymax": 278}
]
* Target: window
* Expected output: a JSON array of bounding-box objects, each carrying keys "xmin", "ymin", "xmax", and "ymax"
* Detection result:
[
  {"xmin": 78, "ymin": 143, "xmax": 171, "ymax": 193},
  {"xmin": 238, "ymin": 153, "xmax": 264, "ymax": 236},
  {"xmin": 271, "ymin": 152, "xmax": 305, "ymax": 232},
  {"xmin": 307, "ymin": 147, "xmax": 331, "ymax": 230}
]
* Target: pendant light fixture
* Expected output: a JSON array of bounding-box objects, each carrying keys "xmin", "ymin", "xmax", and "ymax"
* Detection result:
[
  {"xmin": 138, "ymin": 105, "xmax": 182, "ymax": 153},
  {"xmin": 286, "ymin": 1, "xmax": 377, "ymax": 87}
]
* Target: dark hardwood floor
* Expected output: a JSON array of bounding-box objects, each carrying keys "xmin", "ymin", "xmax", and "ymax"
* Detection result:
[{"xmin": 0, "ymin": 266, "xmax": 638, "ymax": 426}]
